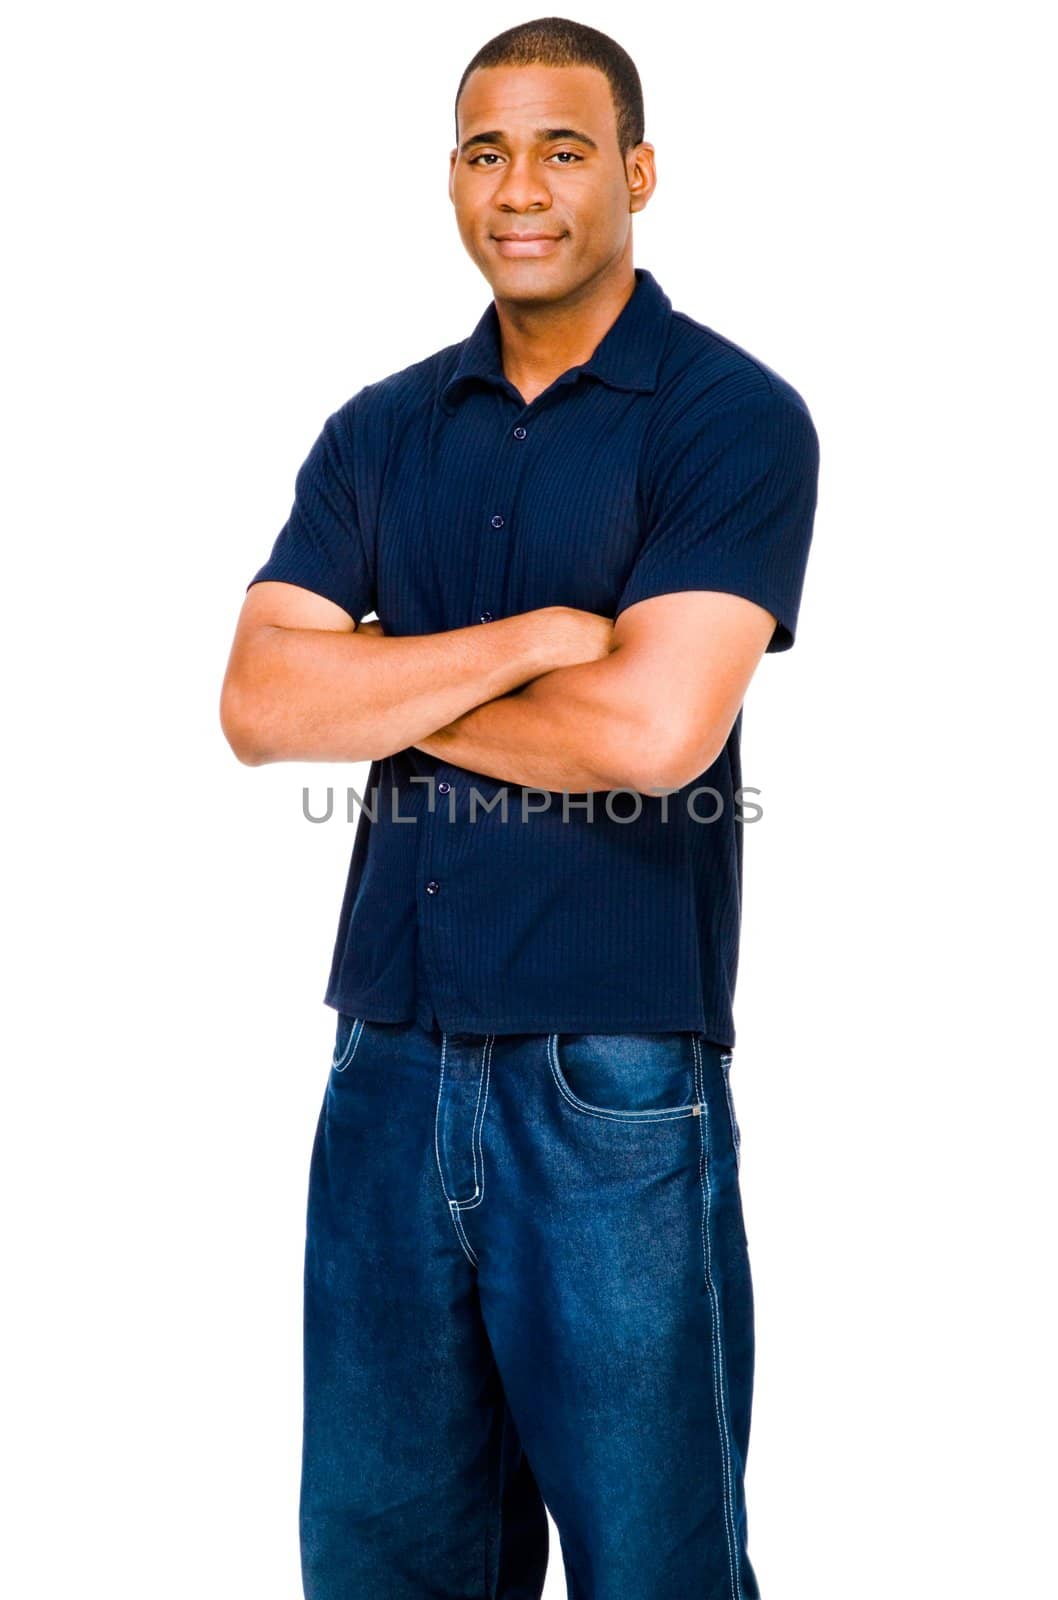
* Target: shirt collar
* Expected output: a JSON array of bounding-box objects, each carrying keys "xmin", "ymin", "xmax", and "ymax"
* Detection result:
[{"xmin": 440, "ymin": 265, "xmax": 672, "ymax": 414}]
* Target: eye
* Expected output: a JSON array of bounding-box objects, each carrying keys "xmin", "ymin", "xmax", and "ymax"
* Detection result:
[{"xmin": 467, "ymin": 150, "xmax": 585, "ymax": 167}]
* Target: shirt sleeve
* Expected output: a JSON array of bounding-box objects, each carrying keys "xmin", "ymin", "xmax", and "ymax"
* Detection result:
[
  {"xmin": 245, "ymin": 398, "xmax": 376, "ymax": 622},
  {"xmin": 616, "ymin": 385, "xmax": 820, "ymax": 651}
]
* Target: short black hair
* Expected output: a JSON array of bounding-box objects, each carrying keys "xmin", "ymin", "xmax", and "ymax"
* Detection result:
[{"xmin": 454, "ymin": 17, "xmax": 645, "ymax": 159}]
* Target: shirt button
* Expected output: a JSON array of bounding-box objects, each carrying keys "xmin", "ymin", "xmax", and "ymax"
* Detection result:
[
  {"xmin": 479, "ymin": 611, "xmax": 494, "ymax": 623},
  {"xmin": 513, "ymin": 426, "xmax": 527, "ymax": 439},
  {"xmin": 490, "ymin": 513, "xmax": 505, "ymax": 529},
  {"xmin": 437, "ymin": 781, "xmax": 451, "ymax": 794},
  {"xmin": 425, "ymin": 880, "xmax": 440, "ymax": 895}
]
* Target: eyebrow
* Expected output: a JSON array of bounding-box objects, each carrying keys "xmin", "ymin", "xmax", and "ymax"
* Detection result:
[{"xmin": 459, "ymin": 126, "xmax": 600, "ymax": 156}]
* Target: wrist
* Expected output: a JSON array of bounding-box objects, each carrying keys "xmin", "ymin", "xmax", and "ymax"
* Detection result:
[{"xmin": 500, "ymin": 607, "xmax": 563, "ymax": 684}]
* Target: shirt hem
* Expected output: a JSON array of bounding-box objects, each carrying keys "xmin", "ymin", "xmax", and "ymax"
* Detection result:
[{"xmin": 324, "ymin": 990, "xmax": 734, "ymax": 1047}]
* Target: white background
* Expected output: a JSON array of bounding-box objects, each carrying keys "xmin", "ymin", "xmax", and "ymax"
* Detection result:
[{"xmin": 3, "ymin": 2, "xmax": 1054, "ymax": 1595}]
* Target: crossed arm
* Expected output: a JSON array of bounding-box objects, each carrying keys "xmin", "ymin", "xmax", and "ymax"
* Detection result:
[
  {"xmin": 405, "ymin": 590, "xmax": 777, "ymax": 792},
  {"xmin": 220, "ymin": 581, "xmax": 778, "ymax": 792}
]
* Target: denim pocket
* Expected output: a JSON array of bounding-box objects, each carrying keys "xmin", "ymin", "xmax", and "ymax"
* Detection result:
[
  {"xmin": 719, "ymin": 1050, "xmax": 742, "ymax": 1168},
  {"xmin": 547, "ymin": 1032, "xmax": 703, "ymax": 1123},
  {"xmin": 331, "ymin": 1013, "xmax": 365, "ymax": 1073}
]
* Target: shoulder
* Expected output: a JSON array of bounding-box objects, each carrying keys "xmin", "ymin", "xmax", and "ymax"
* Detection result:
[
  {"xmin": 646, "ymin": 308, "xmax": 818, "ymax": 474},
  {"xmin": 343, "ymin": 338, "xmax": 466, "ymax": 424},
  {"xmin": 325, "ymin": 337, "xmax": 467, "ymax": 462},
  {"xmin": 661, "ymin": 304, "xmax": 812, "ymax": 413},
  {"xmin": 652, "ymin": 306, "xmax": 814, "ymax": 433}
]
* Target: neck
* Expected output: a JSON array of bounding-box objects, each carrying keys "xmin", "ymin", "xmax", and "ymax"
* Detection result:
[{"xmin": 493, "ymin": 257, "xmax": 637, "ymax": 404}]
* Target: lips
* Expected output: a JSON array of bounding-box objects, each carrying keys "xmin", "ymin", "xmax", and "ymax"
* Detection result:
[{"xmin": 491, "ymin": 232, "xmax": 566, "ymax": 257}]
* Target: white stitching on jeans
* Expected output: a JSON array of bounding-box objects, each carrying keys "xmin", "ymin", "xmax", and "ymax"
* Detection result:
[
  {"xmin": 693, "ymin": 1035, "xmax": 739, "ymax": 1600},
  {"xmin": 434, "ymin": 1033, "xmax": 492, "ymax": 1267},
  {"xmin": 331, "ymin": 1017, "xmax": 364, "ymax": 1072},
  {"xmin": 720, "ymin": 1052, "xmax": 742, "ymax": 1171},
  {"xmin": 451, "ymin": 1034, "xmax": 493, "ymax": 1211},
  {"xmin": 449, "ymin": 1204, "xmax": 478, "ymax": 1267},
  {"xmin": 546, "ymin": 1033, "xmax": 704, "ymax": 1123},
  {"xmin": 434, "ymin": 1031, "xmax": 453, "ymax": 1201}
]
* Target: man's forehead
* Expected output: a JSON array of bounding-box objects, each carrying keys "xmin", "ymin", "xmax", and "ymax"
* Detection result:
[{"xmin": 457, "ymin": 62, "xmax": 614, "ymax": 136}]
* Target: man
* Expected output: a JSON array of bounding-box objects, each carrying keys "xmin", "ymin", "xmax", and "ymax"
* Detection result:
[{"xmin": 220, "ymin": 17, "xmax": 819, "ymax": 1600}]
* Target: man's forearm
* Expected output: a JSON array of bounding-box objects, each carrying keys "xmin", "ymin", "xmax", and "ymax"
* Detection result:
[
  {"xmin": 224, "ymin": 612, "xmax": 556, "ymax": 765},
  {"xmin": 415, "ymin": 649, "xmax": 680, "ymax": 794}
]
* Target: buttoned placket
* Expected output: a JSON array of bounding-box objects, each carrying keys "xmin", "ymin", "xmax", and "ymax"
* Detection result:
[{"xmin": 415, "ymin": 375, "xmax": 585, "ymax": 1018}]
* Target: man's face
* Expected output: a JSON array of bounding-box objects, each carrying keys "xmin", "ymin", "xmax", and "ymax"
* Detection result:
[{"xmin": 449, "ymin": 63, "xmax": 653, "ymax": 305}]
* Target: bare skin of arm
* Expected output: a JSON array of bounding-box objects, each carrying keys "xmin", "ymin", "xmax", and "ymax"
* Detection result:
[
  {"xmin": 218, "ymin": 580, "xmax": 614, "ymax": 766},
  {"xmin": 402, "ymin": 590, "xmax": 782, "ymax": 794}
]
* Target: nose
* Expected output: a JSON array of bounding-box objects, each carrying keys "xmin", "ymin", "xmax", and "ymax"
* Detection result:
[{"xmin": 492, "ymin": 151, "xmax": 553, "ymax": 214}]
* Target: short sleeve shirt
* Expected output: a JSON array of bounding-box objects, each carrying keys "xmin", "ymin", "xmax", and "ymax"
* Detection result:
[{"xmin": 247, "ymin": 267, "xmax": 820, "ymax": 1045}]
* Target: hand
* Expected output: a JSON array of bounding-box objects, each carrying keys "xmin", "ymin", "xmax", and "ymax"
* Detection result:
[
  {"xmin": 539, "ymin": 606, "xmax": 616, "ymax": 672},
  {"xmin": 357, "ymin": 617, "xmax": 385, "ymax": 636}
]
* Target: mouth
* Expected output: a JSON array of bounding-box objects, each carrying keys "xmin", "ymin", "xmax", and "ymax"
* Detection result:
[{"xmin": 490, "ymin": 232, "xmax": 566, "ymax": 258}]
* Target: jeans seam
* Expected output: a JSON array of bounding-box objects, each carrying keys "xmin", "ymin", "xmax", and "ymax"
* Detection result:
[
  {"xmin": 484, "ymin": 1398, "xmax": 506, "ymax": 1599},
  {"xmin": 331, "ymin": 1017, "xmax": 364, "ymax": 1073},
  {"xmin": 693, "ymin": 1035, "xmax": 740, "ymax": 1600},
  {"xmin": 546, "ymin": 1032, "xmax": 704, "ymax": 1123},
  {"xmin": 449, "ymin": 1205, "xmax": 479, "ymax": 1268},
  {"xmin": 450, "ymin": 1033, "xmax": 493, "ymax": 1209},
  {"xmin": 720, "ymin": 1052, "xmax": 742, "ymax": 1171},
  {"xmin": 434, "ymin": 1031, "xmax": 453, "ymax": 1201},
  {"xmin": 434, "ymin": 1033, "xmax": 491, "ymax": 1268}
]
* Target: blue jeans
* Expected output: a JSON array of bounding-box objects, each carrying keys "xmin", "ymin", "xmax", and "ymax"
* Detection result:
[{"xmin": 301, "ymin": 1017, "xmax": 759, "ymax": 1599}]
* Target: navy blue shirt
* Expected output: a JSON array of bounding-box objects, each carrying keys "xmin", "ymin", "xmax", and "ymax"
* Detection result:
[{"xmin": 247, "ymin": 267, "xmax": 819, "ymax": 1044}]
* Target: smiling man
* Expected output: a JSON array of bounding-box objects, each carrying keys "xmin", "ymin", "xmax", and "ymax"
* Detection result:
[{"xmin": 221, "ymin": 16, "xmax": 819, "ymax": 1600}]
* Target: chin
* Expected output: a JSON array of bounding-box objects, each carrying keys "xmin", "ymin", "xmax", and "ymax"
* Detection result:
[{"xmin": 482, "ymin": 262, "xmax": 571, "ymax": 302}]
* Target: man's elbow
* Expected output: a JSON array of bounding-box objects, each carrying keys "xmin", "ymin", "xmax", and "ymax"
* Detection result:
[
  {"xmin": 617, "ymin": 722, "xmax": 725, "ymax": 795},
  {"xmin": 219, "ymin": 676, "xmax": 273, "ymax": 766}
]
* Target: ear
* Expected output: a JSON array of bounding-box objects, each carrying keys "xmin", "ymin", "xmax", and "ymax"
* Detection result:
[{"xmin": 627, "ymin": 142, "xmax": 656, "ymax": 214}]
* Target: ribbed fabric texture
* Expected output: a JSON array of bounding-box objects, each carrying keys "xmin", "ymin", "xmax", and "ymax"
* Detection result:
[{"xmin": 247, "ymin": 268, "xmax": 819, "ymax": 1044}]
